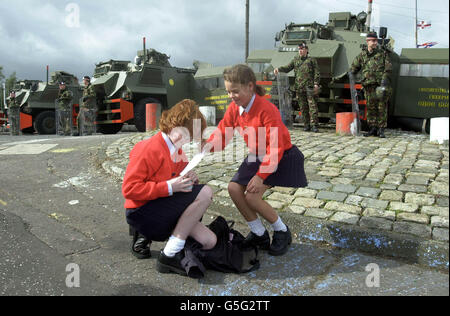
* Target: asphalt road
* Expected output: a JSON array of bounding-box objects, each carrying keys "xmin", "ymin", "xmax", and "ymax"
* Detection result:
[{"xmin": 0, "ymin": 132, "xmax": 448, "ymax": 297}]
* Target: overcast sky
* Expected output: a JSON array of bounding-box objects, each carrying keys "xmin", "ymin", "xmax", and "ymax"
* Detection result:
[{"xmin": 0, "ymin": 0, "xmax": 448, "ymax": 82}]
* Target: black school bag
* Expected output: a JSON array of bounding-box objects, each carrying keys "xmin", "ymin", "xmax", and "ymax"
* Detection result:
[{"xmin": 187, "ymin": 216, "xmax": 260, "ymax": 274}]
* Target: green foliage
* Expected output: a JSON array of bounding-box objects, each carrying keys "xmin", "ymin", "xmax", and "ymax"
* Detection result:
[
  {"xmin": 0, "ymin": 65, "xmax": 5, "ymax": 82},
  {"xmin": 5, "ymin": 72, "xmax": 17, "ymax": 95}
]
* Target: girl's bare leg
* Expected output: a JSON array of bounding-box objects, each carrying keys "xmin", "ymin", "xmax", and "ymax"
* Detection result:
[
  {"xmin": 228, "ymin": 182, "xmax": 277, "ymax": 224},
  {"xmin": 171, "ymin": 185, "xmax": 217, "ymax": 249}
]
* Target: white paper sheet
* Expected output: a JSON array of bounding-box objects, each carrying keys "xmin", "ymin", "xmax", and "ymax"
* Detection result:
[{"xmin": 179, "ymin": 152, "xmax": 205, "ymax": 177}]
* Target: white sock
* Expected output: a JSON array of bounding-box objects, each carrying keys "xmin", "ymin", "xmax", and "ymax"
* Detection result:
[
  {"xmin": 271, "ymin": 217, "xmax": 287, "ymax": 232},
  {"xmin": 163, "ymin": 236, "xmax": 186, "ymax": 257},
  {"xmin": 247, "ymin": 218, "xmax": 266, "ymax": 236}
]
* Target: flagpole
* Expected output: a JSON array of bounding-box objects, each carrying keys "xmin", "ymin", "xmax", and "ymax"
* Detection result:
[{"xmin": 415, "ymin": 0, "xmax": 418, "ymax": 48}]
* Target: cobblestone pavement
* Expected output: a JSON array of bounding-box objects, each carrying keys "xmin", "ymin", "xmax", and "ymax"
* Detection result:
[{"xmin": 102, "ymin": 126, "xmax": 449, "ymax": 265}]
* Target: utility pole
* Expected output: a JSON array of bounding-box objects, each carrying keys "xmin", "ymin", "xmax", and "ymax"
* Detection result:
[
  {"xmin": 415, "ymin": 0, "xmax": 418, "ymax": 47},
  {"xmin": 2, "ymin": 82, "xmax": 5, "ymax": 110},
  {"xmin": 245, "ymin": 0, "xmax": 249, "ymax": 62}
]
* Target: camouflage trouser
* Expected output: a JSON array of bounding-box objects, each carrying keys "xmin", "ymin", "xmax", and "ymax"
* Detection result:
[
  {"xmin": 298, "ymin": 89, "xmax": 319, "ymax": 126},
  {"xmin": 56, "ymin": 107, "xmax": 72, "ymax": 136},
  {"xmin": 364, "ymin": 85, "xmax": 388, "ymax": 128},
  {"xmin": 9, "ymin": 107, "xmax": 20, "ymax": 136},
  {"xmin": 77, "ymin": 107, "xmax": 96, "ymax": 136}
]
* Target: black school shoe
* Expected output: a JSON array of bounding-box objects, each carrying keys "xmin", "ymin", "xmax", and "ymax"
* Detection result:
[
  {"xmin": 241, "ymin": 230, "xmax": 271, "ymax": 251},
  {"xmin": 131, "ymin": 233, "xmax": 151, "ymax": 259},
  {"xmin": 269, "ymin": 226, "xmax": 292, "ymax": 256},
  {"xmin": 156, "ymin": 250, "xmax": 187, "ymax": 276}
]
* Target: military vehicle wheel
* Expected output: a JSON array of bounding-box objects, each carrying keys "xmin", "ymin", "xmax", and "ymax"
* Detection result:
[
  {"xmin": 97, "ymin": 123, "xmax": 124, "ymax": 134},
  {"xmin": 134, "ymin": 98, "xmax": 162, "ymax": 132},
  {"xmin": 34, "ymin": 111, "xmax": 56, "ymax": 134}
]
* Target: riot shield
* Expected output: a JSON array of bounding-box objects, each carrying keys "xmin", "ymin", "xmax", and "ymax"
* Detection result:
[
  {"xmin": 276, "ymin": 73, "xmax": 293, "ymax": 128},
  {"xmin": 55, "ymin": 100, "xmax": 73, "ymax": 136},
  {"xmin": 79, "ymin": 109, "xmax": 97, "ymax": 136},
  {"xmin": 9, "ymin": 107, "xmax": 21, "ymax": 136},
  {"xmin": 348, "ymin": 72, "xmax": 361, "ymax": 136},
  {"xmin": 56, "ymin": 109, "xmax": 72, "ymax": 136}
]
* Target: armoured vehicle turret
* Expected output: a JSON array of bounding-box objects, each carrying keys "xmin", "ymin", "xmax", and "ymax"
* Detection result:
[
  {"xmin": 7, "ymin": 72, "xmax": 82, "ymax": 134},
  {"xmin": 91, "ymin": 40, "xmax": 196, "ymax": 134}
]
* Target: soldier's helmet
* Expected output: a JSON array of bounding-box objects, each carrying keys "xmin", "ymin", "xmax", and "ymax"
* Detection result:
[{"xmin": 83, "ymin": 76, "xmax": 91, "ymax": 81}]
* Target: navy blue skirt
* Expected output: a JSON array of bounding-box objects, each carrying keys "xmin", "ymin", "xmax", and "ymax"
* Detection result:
[
  {"xmin": 231, "ymin": 145, "xmax": 308, "ymax": 188},
  {"xmin": 125, "ymin": 184, "xmax": 205, "ymax": 242}
]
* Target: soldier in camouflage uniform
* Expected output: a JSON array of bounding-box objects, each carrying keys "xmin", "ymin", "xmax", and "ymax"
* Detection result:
[
  {"xmin": 56, "ymin": 82, "xmax": 73, "ymax": 136},
  {"xmin": 275, "ymin": 41, "xmax": 321, "ymax": 132},
  {"xmin": 351, "ymin": 32, "xmax": 392, "ymax": 138},
  {"xmin": 77, "ymin": 76, "xmax": 97, "ymax": 136},
  {"xmin": 8, "ymin": 91, "xmax": 20, "ymax": 136}
]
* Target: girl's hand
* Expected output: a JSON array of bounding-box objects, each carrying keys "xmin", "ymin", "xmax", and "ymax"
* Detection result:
[
  {"xmin": 246, "ymin": 175, "xmax": 264, "ymax": 194},
  {"xmin": 201, "ymin": 140, "xmax": 213, "ymax": 154},
  {"xmin": 184, "ymin": 171, "xmax": 199, "ymax": 185},
  {"xmin": 169, "ymin": 177, "xmax": 193, "ymax": 193}
]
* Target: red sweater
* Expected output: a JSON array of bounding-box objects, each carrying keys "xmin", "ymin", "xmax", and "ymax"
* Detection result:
[
  {"xmin": 207, "ymin": 94, "xmax": 292, "ymax": 180},
  {"xmin": 122, "ymin": 132, "xmax": 188, "ymax": 209}
]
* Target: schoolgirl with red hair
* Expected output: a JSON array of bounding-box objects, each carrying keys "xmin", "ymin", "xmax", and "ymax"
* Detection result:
[{"xmin": 122, "ymin": 99, "xmax": 216, "ymax": 276}]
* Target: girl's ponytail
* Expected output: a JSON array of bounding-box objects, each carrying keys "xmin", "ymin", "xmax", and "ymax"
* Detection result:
[{"xmin": 255, "ymin": 85, "xmax": 266, "ymax": 97}]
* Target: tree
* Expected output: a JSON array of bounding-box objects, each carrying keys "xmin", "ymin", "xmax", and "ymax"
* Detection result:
[
  {"xmin": 0, "ymin": 67, "xmax": 18, "ymax": 110},
  {"xmin": 5, "ymin": 72, "xmax": 17, "ymax": 95},
  {"xmin": 0, "ymin": 66, "xmax": 4, "ymax": 110},
  {"xmin": 0, "ymin": 65, "xmax": 5, "ymax": 82}
]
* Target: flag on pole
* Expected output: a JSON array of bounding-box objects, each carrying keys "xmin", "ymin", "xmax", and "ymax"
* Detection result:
[
  {"xmin": 417, "ymin": 41, "xmax": 438, "ymax": 48},
  {"xmin": 417, "ymin": 21, "xmax": 432, "ymax": 29}
]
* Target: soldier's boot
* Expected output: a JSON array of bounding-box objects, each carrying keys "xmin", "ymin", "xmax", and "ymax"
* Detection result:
[
  {"xmin": 378, "ymin": 128, "xmax": 386, "ymax": 138},
  {"xmin": 303, "ymin": 125, "xmax": 311, "ymax": 132},
  {"xmin": 364, "ymin": 127, "xmax": 378, "ymax": 137},
  {"xmin": 311, "ymin": 125, "xmax": 319, "ymax": 133}
]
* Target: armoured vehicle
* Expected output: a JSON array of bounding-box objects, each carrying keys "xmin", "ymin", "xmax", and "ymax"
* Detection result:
[
  {"xmin": 91, "ymin": 40, "xmax": 196, "ymax": 134},
  {"xmin": 195, "ymin": 11, "xmax": 448, "ymax": 131},
  {"xmin": 5, "ymin": 79, "xmax": 41, "ymax": 133},
  {"xmin": 7, "ymin": 72, "xmax": 82, "ymax": 134},
  {"xmin": 246, "ymin": 11, "xmax": 400, "ymax": 124},
  {"xmin": 393, "ymin": 48, "xmax": 449, "ymax": 131},
  {"xmin": 194, "ymin": 11, "xmax": 384, "ymax": 124},
  {"xmin": 193, "ymin": 63, "xmax": 229, "ymax": 123}
]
